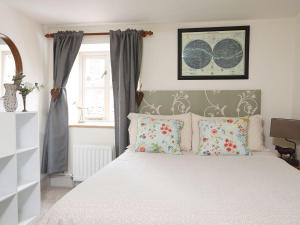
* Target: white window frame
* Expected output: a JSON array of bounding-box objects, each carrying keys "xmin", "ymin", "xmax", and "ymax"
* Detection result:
[
  {"xmin": 0, "ymin": 50, "xmax": 13, "ymax": 95},
  {"xmin": 77, "ymin": 51, "xmax": 112, "ymax": 122}
]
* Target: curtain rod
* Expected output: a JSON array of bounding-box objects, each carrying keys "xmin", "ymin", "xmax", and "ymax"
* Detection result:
[{"xmin": 44, "ymin": 31, "xmax": 153, "ymax": 38}]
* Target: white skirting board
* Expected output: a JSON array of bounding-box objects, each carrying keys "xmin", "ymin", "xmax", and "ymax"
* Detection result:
[{"xmin": 49, "ymin": 174, "xmax": 74, "ymax": 188}]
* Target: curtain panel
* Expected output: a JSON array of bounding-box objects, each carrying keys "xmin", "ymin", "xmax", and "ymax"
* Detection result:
[
  {"xmin": 42, "ymin": 31, "xmax": 83, "ymax": 174},
  {"xmin": 110, "ymin": 29, "xmax": 143, "ymax": 156}
]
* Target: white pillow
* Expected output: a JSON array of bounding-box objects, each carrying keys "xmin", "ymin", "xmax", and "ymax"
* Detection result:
[
  {"xmin": 128, "ymin": 113, "xmax": 192, "ymax": 151},
  {"xmin": 247, "ymin": 114, "xmax": 264, "ymax": 151},
  {"xmin": 191, "ymin": 114, "xmax": 264, "ymax": 152}
]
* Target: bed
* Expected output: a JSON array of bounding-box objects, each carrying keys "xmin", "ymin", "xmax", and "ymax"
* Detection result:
[
  {"xmin": 34, "ymin": 90, "xmax": 300, "ymax": 225},
  {"xmin": 35, "ymin": 150, "xmax": 300, "ymax": 225}
]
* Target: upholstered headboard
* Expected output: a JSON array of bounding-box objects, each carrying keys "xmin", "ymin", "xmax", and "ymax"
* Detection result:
[{"xmin": 138, "ymin": 90, "xmax": 261, "ymax": 117}]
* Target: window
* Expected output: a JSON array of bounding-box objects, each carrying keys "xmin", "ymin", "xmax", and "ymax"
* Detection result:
[
  {"xmin": 67, "ymin": 44, "xmax": 114, "ymax": 124},
  {"xmin": 0, "ymin": 44, "xmax": 14, "ymax": 96}
]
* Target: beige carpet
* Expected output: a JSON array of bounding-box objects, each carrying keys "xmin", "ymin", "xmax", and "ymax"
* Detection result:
[{"xmin": 41, "ymin": 185, "xmax": 73, "ymax": 216}]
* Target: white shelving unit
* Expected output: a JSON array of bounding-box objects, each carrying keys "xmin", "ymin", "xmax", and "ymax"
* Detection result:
[{"xmin": 0, "ymin": 112, "xmax": 40, "ymax": 225}]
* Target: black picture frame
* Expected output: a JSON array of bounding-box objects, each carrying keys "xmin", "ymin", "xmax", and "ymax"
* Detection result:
[{"xmin": 178, "ymin": 26, "xmax": 250, "ymax": 80}]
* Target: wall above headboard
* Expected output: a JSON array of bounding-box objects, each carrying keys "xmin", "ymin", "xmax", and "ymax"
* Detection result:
[
  {"xmin": 47, "ymin": 18, "xmax": 296, "ymax": 154},
  {"xmin": 138, "ymin": 90, "xmax": 261, "ymax": 117}
]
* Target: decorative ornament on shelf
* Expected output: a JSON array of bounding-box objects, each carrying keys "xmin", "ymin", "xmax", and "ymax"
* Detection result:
[
  {"xmin": 1, "ymin": 72, "xmax": 25, "ymax": 112},
  {"xmin": 12, "ymin": 73, "xmax": 26, "ymax": 89},
  {"xmin": 3, "ymin": 83, "xmax": 18, "ymax": 112},
  {"xmin": 18, "ymin": 81, "xmax": 42, "ymax": 112},
  {"xmin": 13, "ymin": 73, "xmax": 43, "ymax": 112}
]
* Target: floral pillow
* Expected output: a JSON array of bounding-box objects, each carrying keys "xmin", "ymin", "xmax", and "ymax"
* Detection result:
[
  {"xmin": 134, "ymin": 117, "xmax": 183, "ymax": 154},
  {"xmin": 197, "ymin": 117, "xmax": 249, "ymax": 156}
]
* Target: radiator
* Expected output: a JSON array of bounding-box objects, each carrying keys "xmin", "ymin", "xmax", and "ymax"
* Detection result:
[{"xmin": 72, "ymin": 144, "xmax": 113, "ymax": 181}]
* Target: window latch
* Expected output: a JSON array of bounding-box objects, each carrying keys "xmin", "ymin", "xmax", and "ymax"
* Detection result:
[{"xmin": 101, "ymin": 70, "xmax": 107, "ymax": 79}]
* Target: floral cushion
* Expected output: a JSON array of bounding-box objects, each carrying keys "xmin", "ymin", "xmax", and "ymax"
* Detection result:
[
  {"xmin": 197, "ymin": 117, "xmax": 249, "ymax": 156},
  {"xmin": 135, "ymin": 117, "xmax": 183, "ymax": 154}
]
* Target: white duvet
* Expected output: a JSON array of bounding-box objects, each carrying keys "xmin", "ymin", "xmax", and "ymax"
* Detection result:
[{"xmin": 34, "ymin": 150, "xmax": 300, "ymax": 225}]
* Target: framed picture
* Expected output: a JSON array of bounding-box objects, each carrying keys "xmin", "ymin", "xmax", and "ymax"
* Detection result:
[{"xmin": 178, "ymin": 26, "xmax": 250, "ymax": 80}]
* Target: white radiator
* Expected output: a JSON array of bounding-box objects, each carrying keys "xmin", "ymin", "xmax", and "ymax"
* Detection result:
[{"xmin": 72, "ymin": 144, "xmax": 113, "ymax": 182}]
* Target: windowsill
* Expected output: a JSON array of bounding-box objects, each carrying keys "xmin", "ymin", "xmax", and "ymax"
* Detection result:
[{"xmin": 69, "ymin": 121, "xmax": 114, "ymax": 128}]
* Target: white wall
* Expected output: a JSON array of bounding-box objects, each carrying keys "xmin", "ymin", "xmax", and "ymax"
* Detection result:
[
  {"xmin": 293, "ymin": 14, "xmax": 300, "ymax": 119},
  {"xmin": 142, "ymin": 19, "xmax": 296, "ymax": 151},
  {"xmin": 0, "ymin": 3, "xmax": 47, "ymax": 157},
  {"xmin": 292, "ymin": 14, "xmax": 300, "ymax": 157},
  {"xmin": 47, "ymin": 18, "xmax": 296, "ymax": 155}
]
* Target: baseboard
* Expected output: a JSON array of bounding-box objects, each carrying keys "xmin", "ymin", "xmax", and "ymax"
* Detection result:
[
  {"xmin": 49, "ymin": 173, "xmax": 74, "ymax": 188},
  {"xmin": 40, "ymin": 174, "xmax": 50, "ymax": 191}
]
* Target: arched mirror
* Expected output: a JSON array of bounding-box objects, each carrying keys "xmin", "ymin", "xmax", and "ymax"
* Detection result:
[{"xmin": 0, "ymin": 33, "xmax": 23, "ymax": 95}]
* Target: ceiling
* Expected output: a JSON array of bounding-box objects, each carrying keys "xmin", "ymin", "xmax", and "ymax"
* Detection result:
[{"xmin": 2, "ymin": 0, "xmax": 300, "ymax": 25}]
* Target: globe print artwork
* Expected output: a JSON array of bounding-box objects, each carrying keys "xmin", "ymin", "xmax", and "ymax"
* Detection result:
[
  {"xmin": 183, "ymin": 40, "xmax": 212, "ymax": 69},
  {"xmin": 213, "ymin": 39, "xmax": 243, "ymax": 68},
  {"xmin": 179, "ymin": 27, "xmax": 249, "ymax": 79}
]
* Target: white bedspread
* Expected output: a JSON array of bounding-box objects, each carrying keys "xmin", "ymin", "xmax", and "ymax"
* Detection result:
[{"xmin": 34, "ymin": 151, "xmax": 300, "ymax": 225}]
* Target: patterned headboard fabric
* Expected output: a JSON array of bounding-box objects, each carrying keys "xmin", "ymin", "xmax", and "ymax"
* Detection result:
[{"xmin": 138, "ymin": 90, "xmax": 261, "ymax": 117}]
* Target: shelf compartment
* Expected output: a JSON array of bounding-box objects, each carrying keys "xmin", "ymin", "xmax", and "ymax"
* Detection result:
[
  {"xmin": 0, "ymin": 155, "xmax": 17, "ymax": 202},
  {"xmin": 18, "ymin": 216, "xmax": 36, "ymax": 225},
  {"xmin": 17, "ymin": 147, "xmax": 38, "ymax": 155},
  {"xmin": 0, "ymin": 195, "xmax": 18, "ymax": 225},
  {"xmin": 17, "ymin": 183, "xmax": 40, "ymax": 224},
  {"xmin": 0, "ymin": 113, "xmax": 16, "ymax": 158},
  {"xmin": 0, "ymin": 192, "xmax": 16, "ymax": 203},
  {"xmin": 16, "ymin": 113, "xmax": 38, "ymax": 150},
  {"xmin": 15, "ymin": 112, "xmax": 37, "ymax": 115},
  {"xmin": 17, "ymin": 149, "xmax": 39, "ymax": 188},
  {"xmin": 0, "ymin": 112, "xmax": 40, "ymax": 225},
  {"xmin": 17, "ymin": 181, "xmax": 39, "ymax": 193}
]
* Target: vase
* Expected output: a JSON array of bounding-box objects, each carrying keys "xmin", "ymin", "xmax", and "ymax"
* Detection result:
[
  {"xmin": 3, "ymin": 83, "xmax": 18, "ymax": 112},
  {"xmin": 21, "ymin": 94, "xmax": 27, "ymax": 112}
]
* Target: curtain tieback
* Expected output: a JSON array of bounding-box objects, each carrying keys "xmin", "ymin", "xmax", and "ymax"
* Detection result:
[
  {"xmin": 136, "ymin": 91, "xmax": 144, "ymax": 106},
  {"xmin": 51, "ymin": 87, "xmax": 61, "ymax": 101}
]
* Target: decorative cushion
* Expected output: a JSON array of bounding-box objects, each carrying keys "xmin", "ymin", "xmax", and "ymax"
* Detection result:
[
  {"xmin": 192, "ymin": 114, "xmax": 264, "ymax": 152},
  {"xmin": 197, "ymin": 117, "xmax": 249, "ymax": 156},
  {"xmin": 128, "ymin": 113, "xmax": 192, "ymax": 151},
  {"xmin": 134, "ymin": 117, "xmax": 183, "ymax": 154}
]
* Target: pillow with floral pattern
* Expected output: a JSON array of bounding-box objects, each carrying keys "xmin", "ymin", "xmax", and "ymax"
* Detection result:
[
  {"xmin": 135, "ymin": 117, "xmax": 183, "ymax": 154},
  {"xmin": 197, "ymin": 117, "xmax": 249, "ymax": 156}
]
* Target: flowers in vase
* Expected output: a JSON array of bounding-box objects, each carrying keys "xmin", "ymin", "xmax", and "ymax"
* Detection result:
[
  {"xmin": 18, "ymin": 81, "xmax": 43, "ymax": 112},
  {"xmin": 18, "ymin": 82, "xmax": 40, "ymax": 96},
  {"xmin": 10, "ymin": 74, "xmax": 43, "ymax": 112}
]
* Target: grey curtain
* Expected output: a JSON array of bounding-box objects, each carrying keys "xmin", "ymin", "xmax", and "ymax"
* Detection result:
[
  {"xmin": 110, "ymin": 29, "xmax": 143, "ymax": 156},
  {"xmin": 42, "ymin": 31, "xmax": 83, "ymax": 174}
]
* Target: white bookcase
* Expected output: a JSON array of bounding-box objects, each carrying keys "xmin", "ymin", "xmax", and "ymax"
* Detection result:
[{"xmin": 0, "ymin": 112, "xmax": 40, "ymax": 225}]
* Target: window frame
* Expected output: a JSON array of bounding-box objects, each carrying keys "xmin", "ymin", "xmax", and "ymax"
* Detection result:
[
  {"xmin": 0, "ymin": 50, "xmax": 14, "ymax": 95},
  {"xmin": 77, "ymin": 51, "xmax": 113, "ymax": 122}
]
